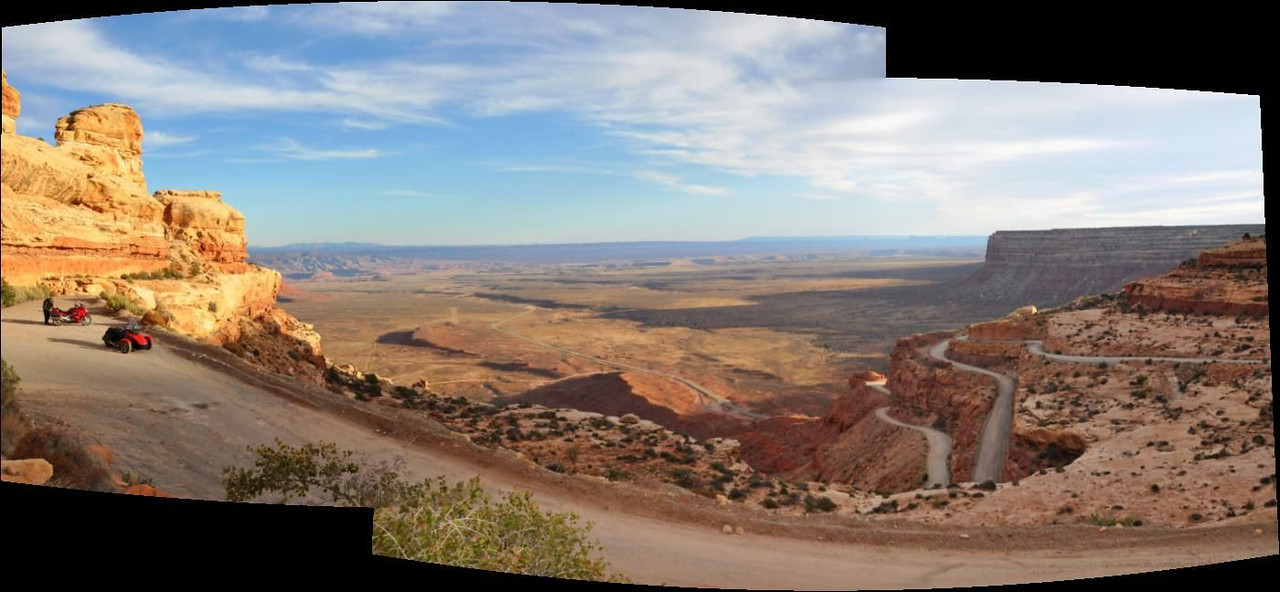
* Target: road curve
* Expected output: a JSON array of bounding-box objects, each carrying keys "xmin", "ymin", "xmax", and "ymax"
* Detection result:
[
  {"xmin": 867, "ymin": 381, "xmax": 952, "ymax": 487},
  {"xmin": 488, "ymin": 305, "xmax": 768, "ymax": 420},
  {"xmin": 928, "ymin": 339, "xmax": 1015, "ymax": 483},
  {"xmin": 954, "ymin": 334, "xmax": 1268, "ymax": 366},
  {"xmin": 3, "ymin": 300, "xmax": 1275, "ymax": 588}
]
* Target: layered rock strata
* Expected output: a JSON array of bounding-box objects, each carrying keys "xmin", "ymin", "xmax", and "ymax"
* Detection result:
[{"xmin": 0, "ymin": 71, "xmax": 324, "ymax": 382}]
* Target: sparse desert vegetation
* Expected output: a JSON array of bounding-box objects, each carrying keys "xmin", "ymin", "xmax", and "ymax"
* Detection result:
[{"xmin": 223, "ymin": 439, "xmax": 627, "ymax": 582}]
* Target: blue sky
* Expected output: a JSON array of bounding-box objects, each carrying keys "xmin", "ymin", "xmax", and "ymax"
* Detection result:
[{"xmin": 1, "ymin": 3, "xmax": 1264, "ymax": 247}]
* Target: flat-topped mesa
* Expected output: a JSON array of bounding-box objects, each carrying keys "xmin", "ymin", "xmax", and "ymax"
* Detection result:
[
  {"xmin": 54, "ymin": 103, "xmax": 147, "ymax": 191},
  {"xmin": 960, "ymin": 224, "xmax": 1267, "ymax": 308},
  {"xmin": 1122, "ymin": 236, "xmax": 1268, "ymax": 317},
  {"xmin": 156, "ymin": 189, "xmax": 249, "ymax": 266},
  {"xmin": 2, "ymin": 70, "xmax": 19, "ymax": 134}
]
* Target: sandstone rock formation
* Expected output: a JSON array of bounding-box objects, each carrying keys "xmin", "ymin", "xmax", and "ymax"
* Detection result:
[
  {"xmin": 2, "ymin": 70, "xmax": 19, "ymax": 135},
  {"xmin": 960, "ymin": 225, "xmax": 1266, "ymax": 308},
  {"xmin": 848, "ymin": 370, "xmax": 886, "ymax": 388},
  {"xmin": 55, "ymin": 103, "xmax": 147, "ymax": 191},
  {"xmin": 157, "ymin": 190, "xmax": 249, "ymax": 265},
  {"xmin": 0, "ymin": 458, "xmax": 54, "ymax": 485},
  {"xmin": 1123, "ymin": 237, "xmax": 1268, "ymax": 317},
  {"xmin": 0, "ymin": 73, "xmax": 325, "ymax": 382}
]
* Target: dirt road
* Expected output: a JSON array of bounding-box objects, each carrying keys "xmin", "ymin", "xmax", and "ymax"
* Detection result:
[
  {"xmin": 867, "ymin": 381, "xmax": 952, "ymax": 487},
  {"xmin": 2, "ymin": 300, "xmax": 1274, "ymax": 588},
  {"xmin": 929, "ymin": 339, "xmax": 1015, "ymax": 483}
]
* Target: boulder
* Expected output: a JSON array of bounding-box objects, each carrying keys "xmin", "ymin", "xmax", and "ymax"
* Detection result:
[{"xmin": 1, "ymin": 459, "xmax": 54, "ymax": 485}]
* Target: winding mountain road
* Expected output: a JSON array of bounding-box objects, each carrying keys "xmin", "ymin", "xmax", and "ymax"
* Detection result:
[
  {"xmin": 928, "ymin": 339, "xmax": 1015, "ymax": 483},
  {"xmin": 866, "ymin": 382, "xmax": 952, "ymax": 487}
]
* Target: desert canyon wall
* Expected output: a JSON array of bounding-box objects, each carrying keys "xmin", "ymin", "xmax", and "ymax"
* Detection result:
[
  {"xmin": 960, "ymin": 225, "xmax": 1265, "ymax": 308},
  {"xmin": 0, "ymin": 70, "xmax": 324, "ymax": 382}
]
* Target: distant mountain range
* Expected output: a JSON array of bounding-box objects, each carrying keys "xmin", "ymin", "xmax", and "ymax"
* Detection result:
[
  {"xmin": 250, "ymin": 236, "xmax": 988, "ymax": 258},
  {"xmin": 249, "ymin": 236, "xmax": 989, "ymax": 278}
]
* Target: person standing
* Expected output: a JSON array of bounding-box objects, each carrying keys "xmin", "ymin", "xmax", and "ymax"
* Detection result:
[{"xmin": 42, "ymin": 297, "xmax": 54, "ymax": 325}]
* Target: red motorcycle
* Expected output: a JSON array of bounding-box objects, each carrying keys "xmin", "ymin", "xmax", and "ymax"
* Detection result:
[
  {"xmin": 48, "ymin": 303, "xmax": 92, "ymax": 326},
  {"xmin": 103, "ymin": 321, "xmax": 153, "ymax": 354}
]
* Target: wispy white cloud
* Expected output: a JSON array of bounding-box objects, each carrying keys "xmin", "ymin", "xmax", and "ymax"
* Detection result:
[
  {"xmin": 241, "ymin": 53, "xmax": 318, "ymax": 73},
  {"xmin": 283, "ymin": 1, "xmax": 458, "ymax": 35},
  {"xmin": 635, "ymin": 171, "xmax": 729, "ymax": 196},
  {"xmin": 144, "ymin": 130, "xmax": 198, "ymax": 149},
  {"xmin": 486, "ymin": 162, "xmax": 616, "ymax": 175},
  {"xmin": 261, "ymin": 138, "xmax": 382, "ymax": 161},
  {"xmin": 341, "ymin": 119, "xmax": 392, "ymax": 130},
  {"xmin": 202, "ymin": 6, "xmax": 271, "ymax": 22}
]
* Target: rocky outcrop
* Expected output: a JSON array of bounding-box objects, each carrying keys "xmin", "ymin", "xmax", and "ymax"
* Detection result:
[
  {"xmin": 157, "ymin": 190, "xmax": 249, "ymax": 265},
  {"xmin": 0, "ymin": 458, "xmax": 54, "ymax": 485},
  {"xmin": 847, "ymin": 370, "xmax": 886, "ymax": 388},
  {"xmin": 1004, "ymin": 426, "xmax": 1086, "ymax": 480},
  {"xmin": 1123, "ymin": 237, "xmax": 1268, "ymax": 317},
  {"xmin": 736, "ymin": 384, "xmax": 929, "ymax": 492},
  {"xmin": 960, "ymin": 225, "xmax": 1265, "ymax": 308},
  {"xmin": 946, "ymin": 340, "xmax": 1024, "ymax": 373},
  {"xmin": 0, "ymin": 73, "xmax": 325, "ymax": 382},
  {"xmin": 2, "ymin": 70, "xmax": 19, "ymax": 135},
  {"xmin": 55, "ymin": 103, "xmax": 146, "ymax": 191},
  {"xmin": 966, "ymin": 317, "xmax": 1045, "ymax": 341},
  {"xmin": 1198, "ymin": 237, "xmax": 1267, "ymax": 268},
  {"xmin": 1, "ymin": 134, "xmax": 170, "ymax": 283}
]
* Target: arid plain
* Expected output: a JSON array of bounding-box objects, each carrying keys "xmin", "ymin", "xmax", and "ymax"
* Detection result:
[{"xmin": 278, "ymin": 256, "xmax": 989, "ymax": 418}]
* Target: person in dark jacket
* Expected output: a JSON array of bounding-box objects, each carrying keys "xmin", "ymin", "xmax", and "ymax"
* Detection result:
[{"xmin": 42, "ymin": 297, "xmax": 54, "ymax": 325}]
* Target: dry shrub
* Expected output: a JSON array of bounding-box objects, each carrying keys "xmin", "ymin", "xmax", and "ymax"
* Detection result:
[
  {"xmin": 12, "ymin": 427, "xmax": 116, "ymax": 492},
  {"xmin": 1, "ymin": 358, "xmax": 30, "ymax": 457}
]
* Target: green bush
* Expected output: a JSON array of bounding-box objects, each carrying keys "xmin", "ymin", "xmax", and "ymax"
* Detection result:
[
  {"xmin": 1, "ymin": 279, "xmax": 49, "ymax": 308},
  {"xmin": 222, "ymin": 439, "xmax": 624, "ymax": 582},
  {"xmin": 99, "ymin": 291, "xmax": 147, "ymax": 316},
  {"xmin": 1, "ymin": 278, "xmax": 14, "ymax": 307},
  {"xmin": 803, "ymin": 494, "xmax": 837, "ymax": 513}
]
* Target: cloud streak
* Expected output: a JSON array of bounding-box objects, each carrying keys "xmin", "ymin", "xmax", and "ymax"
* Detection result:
[
  {"xmin": 635, "ymin": 171, "xmax": 730, "ymax": 196},
  {"xmin": 261, "ymin": 138, "xmax": 382, "ymax": 161}
]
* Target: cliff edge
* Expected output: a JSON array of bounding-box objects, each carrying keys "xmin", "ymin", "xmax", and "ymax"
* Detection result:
[{"xmin": 0, "ymin": 70, "xmax": 324, "ymax": 382}]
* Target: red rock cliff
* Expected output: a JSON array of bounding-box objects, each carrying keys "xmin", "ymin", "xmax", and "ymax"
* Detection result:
[
  {"xmin": 1123, "ymin": 237, "xmax": 1268, "ymax": 317},
  {"xmin": 0, "ymin": 71, "xmax": 324, "ymax": 382}
]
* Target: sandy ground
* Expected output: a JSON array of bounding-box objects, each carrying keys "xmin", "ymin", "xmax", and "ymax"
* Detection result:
[{"xmin": 2, "ymin": 299, "xmax": 1275, "ymax": 589}]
